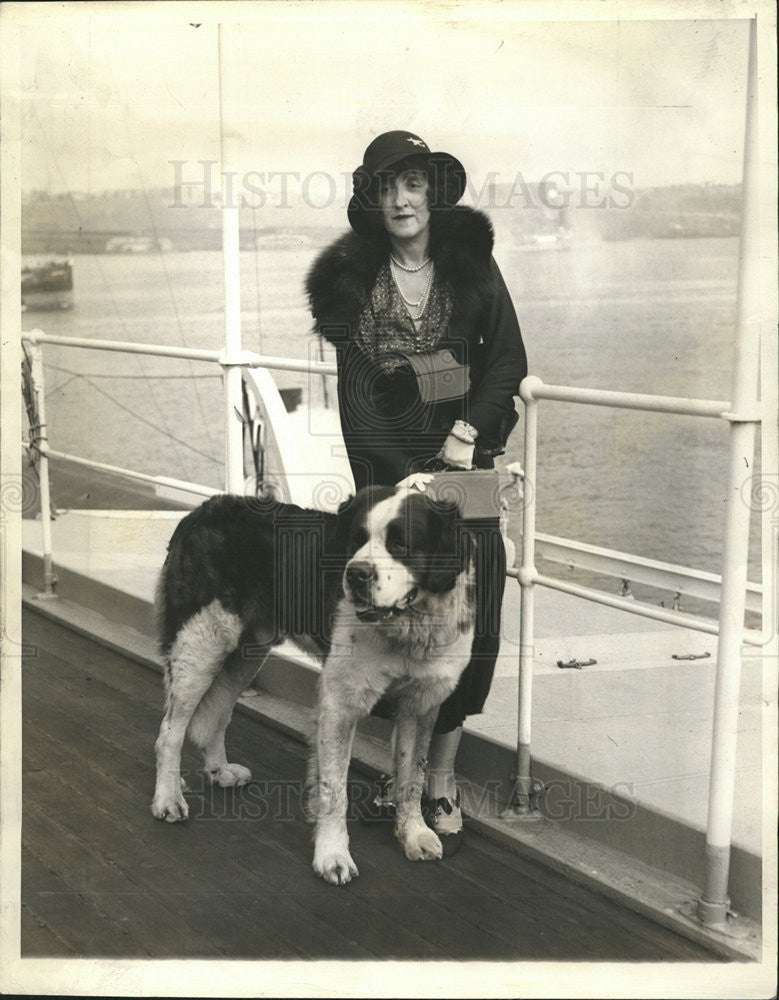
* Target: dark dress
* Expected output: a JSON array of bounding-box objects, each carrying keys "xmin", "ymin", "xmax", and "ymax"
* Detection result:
[{"xmin": 306, "ymin": 207, "xmax": 527, "ymax": 732}]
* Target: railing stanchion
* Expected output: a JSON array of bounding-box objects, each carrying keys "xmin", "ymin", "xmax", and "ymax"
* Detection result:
[
  {"xmin": 696, "ymin": 16, "xmax": 761, "ymax": 934},
  {"xmin": 218, "ymin": 23, "xmax": 245, "ymax": 495},
  {"xmin": 28, "ymin": 342, "xmax": 57, "ymax": 598},
  {"xmin": 504, "ymin": 375, "xmax": 543, "ymax": 818}
]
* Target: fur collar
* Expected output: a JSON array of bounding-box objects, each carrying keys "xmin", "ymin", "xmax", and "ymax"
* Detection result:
[{"xmin": 306, "ymin": 206, "xmax": 495, "ymax": 343}]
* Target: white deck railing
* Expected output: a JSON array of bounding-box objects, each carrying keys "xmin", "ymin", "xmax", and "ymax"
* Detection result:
[
  {"xmin": 509, "ymin": 372, "xmax": 762, "ymax": 810},
  {"xmin": 22, "ymin": 328, "xmax": 760, "ymax": 636},
  {"xmin": 531, "ymin": 534, "xmax": 762, "ymax": 616}
]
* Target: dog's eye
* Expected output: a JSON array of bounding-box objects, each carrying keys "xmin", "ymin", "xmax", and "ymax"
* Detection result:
[{"xmin": 385, "ymin": 527, "xmax": 407, "ymax": 557}]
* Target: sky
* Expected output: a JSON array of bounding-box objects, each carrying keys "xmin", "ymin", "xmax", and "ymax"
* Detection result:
[{"xmin": 15, "ymin": 2, "xmax": 752, "ymax": 208}]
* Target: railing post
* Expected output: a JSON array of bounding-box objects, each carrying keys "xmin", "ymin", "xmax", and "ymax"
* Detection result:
[
  {"xmin": 504, "ymin": 375, "xmax": 543, "ymax": 818},
  {"xmin": 28, "ymin": 341, "xmax": 57, "ymax": 598},
  {"xmin": 218, "ymin": 23, "xmax": 245, "ymax": 495},
  {"xmin": 696, "ymin": 16, "xmax": 761, "ymax": 933}
]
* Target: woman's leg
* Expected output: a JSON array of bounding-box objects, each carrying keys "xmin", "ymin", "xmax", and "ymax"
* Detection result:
[{"xmin": 426, "ymin": 725, "xmax": 462, "ymax": 802}]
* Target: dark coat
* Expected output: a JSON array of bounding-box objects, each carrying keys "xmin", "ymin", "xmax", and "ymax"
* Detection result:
[{"xmin": 306, "ymin": 206, "xmax": 527, "ymax": 490}]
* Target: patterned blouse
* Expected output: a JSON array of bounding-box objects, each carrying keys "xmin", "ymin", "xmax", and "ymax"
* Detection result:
[{"xmin": 356, "ymin": 262, "xmax": 454, "ymax": 374}]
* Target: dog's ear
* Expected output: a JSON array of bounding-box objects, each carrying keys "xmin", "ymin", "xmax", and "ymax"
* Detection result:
[
  {"xmin": 422, "ymin": 498, "xmax": 472, "ymax": 593},
  {"xmin": 330, "ymin": 492, "xmax": 359, "ymax": 555},
  {"xmin": 331, "ymin": 485, "xmax": 395, "ymax": 556},
  {"xmin": 336, "ymin": 494, "xmax": 355, "ymax": 519}
]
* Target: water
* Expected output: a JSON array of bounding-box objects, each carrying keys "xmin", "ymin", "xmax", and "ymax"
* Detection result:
[
  {"xmin": 26, "ymin": 235, "xmax": 762, "ymax": 608},
  {"xmin": 499, "ymin": 237, "xmax": 760, "ymax": 584}
]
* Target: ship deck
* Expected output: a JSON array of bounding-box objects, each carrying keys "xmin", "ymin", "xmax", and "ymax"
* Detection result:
[
  {"xmin": 17, "ymin": 458, "xmax": 768, "ymax": 966},
  {"xmin": 21, "ymin": 608, "xmax": 717, "ymax": 963}
]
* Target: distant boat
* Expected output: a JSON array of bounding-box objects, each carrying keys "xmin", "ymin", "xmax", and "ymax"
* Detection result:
[
  {"xmin": 252, "ymin": 231, "xmax": 314, "ymax": 251},
  {"xmin": 104, "ymin": 235, "xmax": 174, "ymax": 253},
  {"xmin": 21, "ymin": 256, "xmax": 73, "ymax": 311},
  {"xmin": 516, "ymin": 227, "xmax": 573, "ymax": 252}
]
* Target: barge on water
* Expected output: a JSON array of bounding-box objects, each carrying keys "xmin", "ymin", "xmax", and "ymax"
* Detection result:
[{"xmin": 21, "ymin": 256, "xmax": 73, "ymax": 311}]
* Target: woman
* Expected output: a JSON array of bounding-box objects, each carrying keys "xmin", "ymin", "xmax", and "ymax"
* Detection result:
[{"xmin": 306, "ymin": 131, "xmax": 527, "ymax": 852}]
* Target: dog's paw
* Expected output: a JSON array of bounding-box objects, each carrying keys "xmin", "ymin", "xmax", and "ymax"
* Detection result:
[
  {"xmin": 399, "ymin": 821, "xmax": 443, "ymax": 862},
  {"xmin": 151, "ymin": 788, "xmax": 189, "ymax": 823},
  {"xmin": 207, "ymin": 762, "xmax": 252, "ymax": 787},
  {"xmin": 313, "ymin": 832, "xmax": 359, "ymax": 885},
  {"xmin": 313, "ymin": 850, "xmax": 359, "ymax": 886}
]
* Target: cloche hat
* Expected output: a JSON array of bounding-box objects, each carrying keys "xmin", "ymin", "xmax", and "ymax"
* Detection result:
[{"xmin": 347, "ymin": 130, "xmax": 466, "ymax": 235}]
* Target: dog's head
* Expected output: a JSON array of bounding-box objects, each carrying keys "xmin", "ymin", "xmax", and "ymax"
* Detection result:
[{"xmin": 338, "ymin": 486, "xmax": 470, "ymax": 622}]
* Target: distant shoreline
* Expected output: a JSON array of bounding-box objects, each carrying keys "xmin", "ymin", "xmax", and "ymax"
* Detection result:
[{"xmin": 21, "ymin": 182, "xmax": 742, "ymax": 254}]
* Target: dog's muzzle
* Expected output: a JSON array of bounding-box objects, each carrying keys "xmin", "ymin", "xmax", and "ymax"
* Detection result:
[
  {"xmin": 345, "ymin": 561, "xmax": 419, "ymax": 621},
  {"xmin": 345, "ymin": 560, "xmax": 375, "ymax": 604},
  {"xmin": 352, "ymin": 587, "xmax": 419, "ymax": 622}
]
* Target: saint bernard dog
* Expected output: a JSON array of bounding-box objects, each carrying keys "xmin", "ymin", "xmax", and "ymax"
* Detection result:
[{"xmin": 151, "ymin": 482, "xmax": 476, "ymax": 885}]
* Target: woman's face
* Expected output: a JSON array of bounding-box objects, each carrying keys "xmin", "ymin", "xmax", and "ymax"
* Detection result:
[{"xmin": 379, "ymin": 168, "xmax": 431, "ymax": 241}]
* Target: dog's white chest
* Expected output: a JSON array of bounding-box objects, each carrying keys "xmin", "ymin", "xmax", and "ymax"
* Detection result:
[{"xmin": 323, "ymin": 600, "xmax": 474, "ymax": 715}]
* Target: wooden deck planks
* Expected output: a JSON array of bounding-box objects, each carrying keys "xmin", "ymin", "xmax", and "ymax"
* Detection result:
[
  {"xmin": 23, "ymin": 798, "xmax": 285, "ymax": 959},
  {"xmin": 23, "ymin": 708, "xmax": 369, "ymax": 959},
  {"xmin": 20, "ymin": 608, "xmax": 719, "ymax": 962}
]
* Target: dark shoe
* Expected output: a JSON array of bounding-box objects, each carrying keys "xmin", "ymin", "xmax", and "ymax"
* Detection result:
[{"xmin": 427, "ymin": 791, "xmax": 463, "ymax": 857}]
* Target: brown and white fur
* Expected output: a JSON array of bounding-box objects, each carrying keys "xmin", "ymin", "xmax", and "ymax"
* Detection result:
[{"xmin": 151, "ymin": 484, "xmax": 475, "ymax": 885}]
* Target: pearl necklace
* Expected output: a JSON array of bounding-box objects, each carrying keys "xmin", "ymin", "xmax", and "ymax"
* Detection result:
[
  {"xmin": 390, "ymin": 253, "xmax": 431, "ymax": 273},
  {"xmin": 390, "ymin": 257, "xmax": 435, "ymax": 313}
]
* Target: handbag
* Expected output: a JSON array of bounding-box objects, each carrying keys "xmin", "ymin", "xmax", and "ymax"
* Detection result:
[
  {"xmin": 399, "ymin": 348, "xmax": 470, "ymax": 404},
  {"xmin": 425, "ymin": 468, "xmax": 524, "ymax": 520}
]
